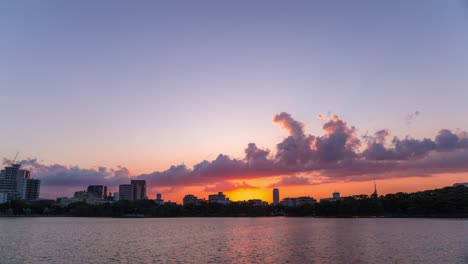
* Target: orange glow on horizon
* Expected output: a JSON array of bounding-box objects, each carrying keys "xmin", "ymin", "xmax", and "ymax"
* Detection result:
[
  {"xmin": 226, "ymin": 188, "xmax": 269, "ymax": 202},
  {"xmin": 146, "ymin": 173, "xmax": 467, "ymax": 204}
]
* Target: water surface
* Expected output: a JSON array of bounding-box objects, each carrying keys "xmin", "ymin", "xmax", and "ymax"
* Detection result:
[{"xmin": 0, "ymin": 217, "xmax": 466, "ymax": 263}]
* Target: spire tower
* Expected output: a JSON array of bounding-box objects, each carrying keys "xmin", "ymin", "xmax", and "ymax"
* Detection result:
[{"xmin": 371, "ymin": 180, "xmax": 378, "ymax": 198}]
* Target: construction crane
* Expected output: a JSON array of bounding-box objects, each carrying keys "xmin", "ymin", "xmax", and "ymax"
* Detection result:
[{"xmin": 12, "ymin": 152, "xmax": 19, "ymax": 164}]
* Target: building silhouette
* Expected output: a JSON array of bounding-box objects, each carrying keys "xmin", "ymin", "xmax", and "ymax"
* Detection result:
[
  {"xmin": 248, "ymin": 199, "xmax": 268, "ymax": 206},
  {"xmin": 57, "ymin": 190, "xmax": 110, "ymax": 206},
  {"xmin": 371, "ymin": 180, "xmax": 378, "ymax": 198},
  {"xmin": 183, "ymin": 194, "xmax": 197, "ymax": 205},
  {"xmin": 208, "ymin": 192, "xmax": 230, "ymax": 204},
  {"xmin": 320, "ymin": 192, "xmax": 343, "ymax": 202},
  {"xmin": 273, "ymin": 188, "xmax": 280, "ymax": 205},
  {"xmin": 453, "ymin": 182, "xmax": 468, "ymax": 187},
  {"xmin": 87, "ymin": 185, "xmax": 108, "ymax": 199},
  {"xmin": 183, "ymin": 194, "xmax": 206, "ymax": 205},
  {"xmin": 131, "ymin": 180, "xmax": 147, "ymax": 200},
  {"xmin": 118, "ymin": 180, "xmax": 147, "ymax": 201},
  {"xmin": 119, "ymin": 184, "xmax": 134, "ymax": 201},
  {"xmin": 281, "ymin": 196, "xmax": 316, "ymax": 206},
  {"xmin": 155, "ymin": 193, "xmax": 164, "ymax": 205},
  {"xmin": 24, "ymin": 179, "xmax": 40, "ymax": 200},
  {"xmin": 0, "ymin": 164, "xmax": 40, "ymax": 203},
  {"xmin": 0, "ymin": 192, "xmax": 7, "ymax": 204}
]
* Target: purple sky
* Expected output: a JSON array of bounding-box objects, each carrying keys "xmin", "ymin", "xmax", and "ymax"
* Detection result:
[{"xmin": 1, "ymin": 1, "xmax": 468, "ymax": 199}]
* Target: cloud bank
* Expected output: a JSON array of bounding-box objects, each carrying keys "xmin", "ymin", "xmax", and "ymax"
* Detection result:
[{"xmin": 4, "ymin": 112, "xmax": 468, "ymax": 196}]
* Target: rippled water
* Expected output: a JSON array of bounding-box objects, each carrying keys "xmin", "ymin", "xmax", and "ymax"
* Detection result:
[{"xmin": 0, "ymin": 217, "xmax": 466, "ymax": 263}]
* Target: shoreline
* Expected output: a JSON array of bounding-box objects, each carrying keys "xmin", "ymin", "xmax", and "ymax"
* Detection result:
[{"xmin": 1, "ymin": 215, "xmax": 467, "ymax": 219}]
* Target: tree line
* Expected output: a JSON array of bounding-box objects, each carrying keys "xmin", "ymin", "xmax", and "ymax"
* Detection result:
[{"xmin": 0, "ymin": 186, "xmax": 466, "ymax": 217}]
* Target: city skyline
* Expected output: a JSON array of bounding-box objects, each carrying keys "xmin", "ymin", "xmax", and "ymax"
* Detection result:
[
  {"xmin": 2, "ymin": 161, "xmax": 466, "ymax": 209},
  {"xmin": 1, "ymin": 1, "xmax": 468, "ymax": 203},
  {"xmin": 2, "ymin": 110, "xmax": 468, "ymax": 203},
  {"xmin": 1, "ymin": 150, "xmax": 467, "ymax": 205},
  {"xmin": 3, "ymin": 109, "xmax": 468, "ymax": 203}
]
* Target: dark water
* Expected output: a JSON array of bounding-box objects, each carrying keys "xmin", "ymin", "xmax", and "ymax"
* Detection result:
[{"xmin": 0, "ymin": 217, "xmax": 466, "ymax": 263}]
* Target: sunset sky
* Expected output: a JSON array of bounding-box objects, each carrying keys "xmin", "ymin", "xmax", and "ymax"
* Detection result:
[{"xmin": 1, "ymin": 1, "xmax": 468, "ymax": 203}]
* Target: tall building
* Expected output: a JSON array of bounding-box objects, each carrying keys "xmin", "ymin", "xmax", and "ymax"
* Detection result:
[
  {"xmin": 119, "ymin": 184, "xmax": 134, "ymax": 201},
  {"xmin": 131, "ymin": 180, "xmax": 147, "ymax": 200},
  {"xmin": 87, "ymin": 185, "xmax": 108, "ymax": 199},
  {"xmin": 118, "ymin": 180, "xmax": 147, "ymax": 201},
  {"xmin": 24, "ymin": 179, "xmax": 40, "ymax": 200},
  {"xmin": 0, "ymin": 164, "xmax": 40, "ymax": 203},
  {"xmin": 0, "ymin": 164, "xmax": 26, "ymax": 200},
  {"xmin": 273, "ymin": 189, "xmax": 280, "ymax": 205},
  {"xmin": 0, "ymin": 192, "xmax": 7, "ymax": 204}
]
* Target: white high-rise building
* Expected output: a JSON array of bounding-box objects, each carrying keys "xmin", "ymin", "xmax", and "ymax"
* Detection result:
[
  {"xmin": 0, "ymin": 192, "xmax": 7, "ymax": 204},
  {"xmin": 0, "ymin": 164, "xmax": 40, "ymax": 203},
  {"xmin": 273, "ymin": 189, "xmax": 280, "ymax": 205}
]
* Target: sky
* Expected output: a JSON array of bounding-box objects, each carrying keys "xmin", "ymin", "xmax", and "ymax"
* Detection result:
[{"xmin": 1, "ymin": 1, "xmax": 468, "ymax": 203}]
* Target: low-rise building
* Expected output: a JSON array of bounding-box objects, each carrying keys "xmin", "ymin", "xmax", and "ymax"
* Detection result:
[
  {"xmin": 320, "ymin": 192, "xmax": 344, "ymax": 202},
  {"xmin": 453, "ymin": 182, "xmax": 468, "ymax": 187},
  {"xmin": 155, "ymin": 193, "xmax": 164, "ymax": 205},
  {"xmin": 183, "ymin": 194, "xmax": 198, "ymax": 205},
  {"xmin": 57, "ymin": 190, "xmax": 109, "ymax": 206},
  {"xmin": 296, "ymin": 196, "xmax": 316, "ymax": 206},
  {"xmin": 56, "ymin": 197, "xmax": 80, "ymax": 206},
  {"xmin": 87, "ymin": 185, "xmax": 108, "ymax": 199},
  {"xmin": 208, "ymin": 192, "xmax": 230, "ymax": 204},
  {"xmin": 281, "ymin": 198, "xmax": 296, "ymax": 207},
  {"xmin": 281, "ymin": 196, "xmax": 316, "ymax": 206},
  {"xmin": 248, "ymin": 199, "xmax": 268, "ymax": 206},
  {"xmin": 183, "ymin": 194, "xmax": 206, "ymax": 205}
]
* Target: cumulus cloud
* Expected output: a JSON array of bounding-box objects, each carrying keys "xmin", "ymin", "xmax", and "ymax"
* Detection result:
[
  {"xmin": 2, "ymin": 158, "xmax": 130, "ymax": 186},
  {"xmin": 3, "ymin": 112, "xmax": 468, "ymax": 197},
  {"xmin": 269, "ymin": 176, "xmax": 312, "ymax": 187},
  {"xmin": 1, "ymin": 158, "xmax": 131, "ymax": 198},
  {"xmin": 140, "ymin": 113, "xmax": 468, "ymax": 188}
]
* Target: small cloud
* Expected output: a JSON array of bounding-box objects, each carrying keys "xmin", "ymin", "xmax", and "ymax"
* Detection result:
[
  {"xmin": 204, "ymin": 181, "xmax": 258, "ymax": 192},
  {"xmin": 405, "ymin": 111, "xmax": 420, "ymax": 127}
]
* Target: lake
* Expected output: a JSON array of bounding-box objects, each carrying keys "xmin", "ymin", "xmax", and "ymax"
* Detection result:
[{"xmin": 0, "ymin": 217, "xmax": 466, "ymax": 263}]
